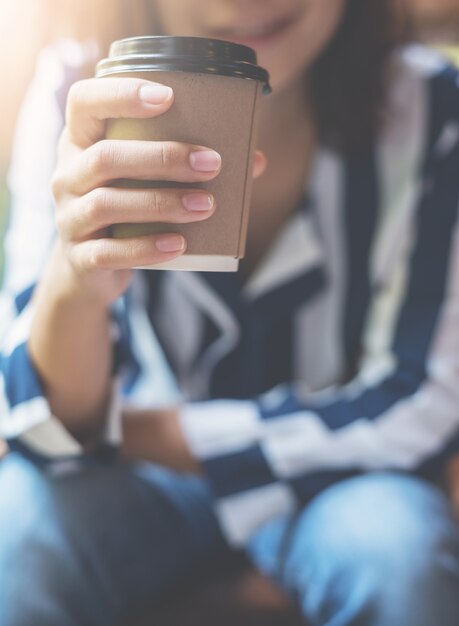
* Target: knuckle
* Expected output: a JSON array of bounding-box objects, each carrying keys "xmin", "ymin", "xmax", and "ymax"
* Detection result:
[
  {"xmin": 68, "ymin": 245, "xmax": 86, "ymax": 275},
  {"xmin": 68, "ymin": 80, "xmax": 85, "ymax": 103},
  {"xmin": 157, "ymin": 142, "xmax": 177, "ymax": 171},
  {"xmin": 66, "ymin": 83, "xmax": 79, "ymax": 114},
  {"xmin": 87, "ymin": 140, "xmax": 115, "ymax": 177},
  {"xmin": 50, "ymin": 170, "xmax": 65, "ymax": 199},
  {"xmin": 150, "ymin": 190, "xmax": 170, "ymax": 218},
  {"xmin": 86, "ymin": 241, "xmax": 107, "ymax": 271},
  {"xmin": 66, "ymin": 80, "xmax": 86, "ymax": 119},
  {"xmin": 54, "ymin": 210, "xmax": 67, "ymax": 237},
  {"xmin": 113, "ymin": 78, "xmax": 141, "ymax": 105},
  {"xmin": 85, "ymin": 188, "xmax": 109, "ymax": 224}
]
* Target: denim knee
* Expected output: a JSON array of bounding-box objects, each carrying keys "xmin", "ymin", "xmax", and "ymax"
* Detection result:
[
  {"xmin": 0, "ymin": 454, "xmax": 224, "ymax": 626},
  {"xmin": 0, "ymin": 455, "xmax": 108, "ymax": 626},
  {"xmin": 250, "ymin": 473, "xmax": 459, "ymax": 626}
]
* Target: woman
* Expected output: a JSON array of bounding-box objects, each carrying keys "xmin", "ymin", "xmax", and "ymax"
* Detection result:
[{"xmin": 1, "ymin": 0, "xmax": 459, "ymax": 624}]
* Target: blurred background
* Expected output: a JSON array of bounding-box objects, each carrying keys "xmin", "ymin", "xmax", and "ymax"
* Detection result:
[{"xmin": 0, "ymin": 0, "xmax": 459, "ymax": 278}]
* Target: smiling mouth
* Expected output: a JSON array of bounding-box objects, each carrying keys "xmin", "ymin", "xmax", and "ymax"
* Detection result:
[{"xmin": 212, "ymin": 10, "xmax": 301, "ymax": 47}]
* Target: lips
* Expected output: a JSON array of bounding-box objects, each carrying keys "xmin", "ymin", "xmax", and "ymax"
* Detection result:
[
  {"xmin": 225, "ymin": 16, "xmax": 293, "ymax": 39},
  {"xmin": 212, "ymin": 10, "xmax": 300, "ymax": 49}
]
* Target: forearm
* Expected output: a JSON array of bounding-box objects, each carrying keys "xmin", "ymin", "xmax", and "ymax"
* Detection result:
[
  {"xmin": 121, "ymin": 407, "xmax": 201, "ymax": 474},
  {"xmin": 28, "ymin": 243, "xmax": 113, "ymax": 439},
  {"xmin": 447, "ymin": 456, "xmax": 459, "ymax": 518}
]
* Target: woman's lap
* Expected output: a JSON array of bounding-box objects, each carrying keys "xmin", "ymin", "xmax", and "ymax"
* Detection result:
[
  {"xmin": 1, "ymin": 454, "xmax": 459, "ymax": 626},
  {"xmin": 249, "ymin": 472, "xmax": 459, "ymax": 626},
  {"xmin": 0, "ymin": 453, "xmax": 228, "ymax": 626}
]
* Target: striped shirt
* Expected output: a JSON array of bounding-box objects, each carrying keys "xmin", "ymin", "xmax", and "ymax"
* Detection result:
[{"xmin": 2, "ymin": 41, "xmax": 459, "ymax": 545}]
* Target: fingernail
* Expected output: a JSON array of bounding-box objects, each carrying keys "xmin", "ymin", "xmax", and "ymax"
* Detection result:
[
  {"xmin": 155, "ymin": 235, "xmax": 185, "ymax": 253},
  {"xmin": 190, "ymin": 150, "xmax": 222, "ymax": 172},
  {"xmin": 182, "ymin": 192, "xmax": 214, "ymax": 212},
  {"xmin": 139, "ymin": 84, "xmax": 173, "ymax": 105}
]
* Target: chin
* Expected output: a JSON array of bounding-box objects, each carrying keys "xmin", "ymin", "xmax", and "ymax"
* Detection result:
[{"xmin": 257, "ymin": 53, "xmax": 310, "ymax": 96}]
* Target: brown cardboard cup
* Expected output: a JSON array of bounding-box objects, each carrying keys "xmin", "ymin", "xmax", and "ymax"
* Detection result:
[{"xmin": 96, "ymin": 36, "xmax": 270, "ymax": 272}]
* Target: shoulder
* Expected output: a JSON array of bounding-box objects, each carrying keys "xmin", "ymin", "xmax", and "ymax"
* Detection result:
[
  {"xmin": 5, "ymin": 40, "xmax": 98, "ymax": 296},
  {"xmin": 9, "ymin": 38, "xmax": 98, "ymax": 189},
  {"xmin": 390, "ymin": 43, "xmax": 459, "ymax": 97},
  {"xmin": 9, "ymin": 38, "xmax": 97, "ymax": 167},
  {"xmin": 405, "ymin": 44, "xmax": 459, "ymax": 127},
  {"xmin": 383, "ymin": 45, "xmax": 459, "ymax": 155},
  {"xmin": 28, "ymin": 39, "xmax": 98, "ymax": 118},
  {"xmin": 9, "ymin": 39, "xmax": 96, "ymax": 185}
]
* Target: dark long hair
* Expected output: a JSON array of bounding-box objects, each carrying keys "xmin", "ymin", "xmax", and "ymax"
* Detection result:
[{"xmin": 312, "ymin": 0, "xmax": 404, "ymax": 153}]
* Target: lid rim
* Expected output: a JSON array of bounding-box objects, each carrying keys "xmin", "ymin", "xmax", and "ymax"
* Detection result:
[
  {"xmin": 109, "ymin": 35, "xmax": 258, "ymax": 61},
  {"xmin": 97, "ymin": 36, "xmax": 271, "ymax": 94}
]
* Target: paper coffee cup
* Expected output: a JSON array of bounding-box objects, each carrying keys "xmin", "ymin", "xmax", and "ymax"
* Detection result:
[{"xmin": 96, "ymin": 36, "xmax": 271, "ymax": 272}]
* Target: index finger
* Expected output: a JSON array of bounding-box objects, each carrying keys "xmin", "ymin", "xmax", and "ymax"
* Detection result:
[{"xmin": 66, "ymin": 77, "xmax": 174, "ymax": 148}]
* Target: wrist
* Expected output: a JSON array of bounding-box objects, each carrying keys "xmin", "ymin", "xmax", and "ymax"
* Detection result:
[
  {"xmin": 28, "ymin": 242, "xmax": 115, "ymax": 434},
  {"xmin": 49, "ymin": 241, "xmax": 127, "ymax": 309}
]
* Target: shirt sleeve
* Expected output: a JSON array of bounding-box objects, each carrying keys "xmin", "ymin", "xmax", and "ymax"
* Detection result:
[
  {"xmin": 0, "ymin": 41, "xmax": 128, "ymax": 465},
  {"xmin": 180, "ymin": 64, "xmax": 459, "ymax": 546}
]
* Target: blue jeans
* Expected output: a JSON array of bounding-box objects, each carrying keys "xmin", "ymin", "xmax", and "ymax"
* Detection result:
[{"xmin": 1, "ymin": 454, "xmax": 459, "ymax": 626}]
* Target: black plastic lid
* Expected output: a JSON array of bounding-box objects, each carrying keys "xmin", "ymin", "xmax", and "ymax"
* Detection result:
[{"xmin": 96, "ymin": 36, "xmax": 271, "ymax": 94}]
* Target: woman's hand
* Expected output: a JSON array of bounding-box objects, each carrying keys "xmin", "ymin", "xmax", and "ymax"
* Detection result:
[
  {"xmin": 28, "ymin": 76, "xmax": 266, "ymax": 432},
  {"xmin": 52, "ymin": 76, "xmax": 224, "ymax": 305}
]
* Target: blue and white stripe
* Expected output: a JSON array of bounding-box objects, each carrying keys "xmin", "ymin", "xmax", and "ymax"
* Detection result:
[{"xmin": 2, "ymin": 43, "xmax": 459, "ymax": 545}]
